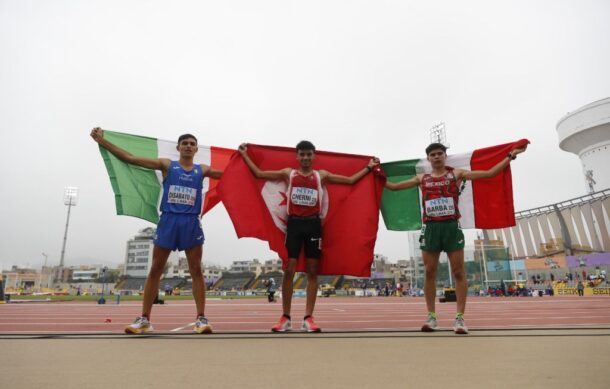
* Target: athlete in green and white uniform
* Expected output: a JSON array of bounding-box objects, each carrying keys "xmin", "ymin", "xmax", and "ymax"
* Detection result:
[{"xmin": 385, "ymin": 142, "xmax": 527, "ymax": 334}]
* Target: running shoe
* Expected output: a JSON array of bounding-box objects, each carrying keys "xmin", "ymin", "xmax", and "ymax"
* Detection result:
[
  {"xmin": 271, "ymin": 315, "xmax": 292, "ymax": 332},
  {"xmin": 125, "ymin": 316, "xmax": 153, "ymax": 334},
  {"xmin": 421, "ymin": 314, "xmax": 438, "ymax": 332},
  {"xmin": 453, "ymin": 317, "xmax": 469, "ymax": 335},
  {"xmin": 301, "ymin": 316, "xmax": 322, "ymax": 333},
  {"xmin": 194, "ymin": 316, "xmax": 213, "ymax": 334}
]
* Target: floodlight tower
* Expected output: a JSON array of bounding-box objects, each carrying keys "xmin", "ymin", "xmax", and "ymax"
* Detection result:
[
  {"xmin": 557, "ymin": 98, "xmax": 610, "ymax": 193},
  {"xmin": 430, "ymin": 122, "xmax": 449, "ymax": 148},
  {"xmin": 59, "ymin": 187, "xmax": 78, "ymax": 269}
]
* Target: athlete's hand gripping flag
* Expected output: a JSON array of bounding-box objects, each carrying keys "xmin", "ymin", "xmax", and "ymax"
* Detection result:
[
  {"xmin": 96, "ymin": 130, "xmax": 234, "ymax": 223},
  {"xmin": 380, "ymin": 139, "xmax": 530, "ymax": 230},
  {"xmin": 218, "ymin": 144, "xmax": 385, "ymax": 277}
]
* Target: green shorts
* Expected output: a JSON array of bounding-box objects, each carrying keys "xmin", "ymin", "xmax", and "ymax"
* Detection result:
[{"xmin": 419, "ymin": 219, "xmax": 465, "ymax": 253}]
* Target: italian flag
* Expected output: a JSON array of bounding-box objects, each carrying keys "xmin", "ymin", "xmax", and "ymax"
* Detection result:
[
  {"xmin": 380, "ymin": 139, "xmax": 529, "ymax": 231},
  {"xmin": 98, "ymin": 130, "xmax": 234, "ymax": 223}
]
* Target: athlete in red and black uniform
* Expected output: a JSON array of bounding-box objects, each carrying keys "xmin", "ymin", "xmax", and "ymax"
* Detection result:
[
  {"xmin": 239, "ymin": 141, "xmax": 378, "ymax": 333},
  {"xmin": 385, "ymin": 142, "xmax": 527, "ymax": 334},
  {"xmin": 421, "ymin": 167, "xmax": 462, "ymax": 223}
]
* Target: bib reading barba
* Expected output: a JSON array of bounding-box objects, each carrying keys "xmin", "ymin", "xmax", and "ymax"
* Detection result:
[
  {"xmin": 167, "ymin": 185, "xmax": 197, "ymax": 206},
  {"xmin": 290, "ymin": 187, "xmax": 318, "ymax": 207},
  {"xmin": 424, "ymin": 197, "xmax": 456, "ymax": 218}
]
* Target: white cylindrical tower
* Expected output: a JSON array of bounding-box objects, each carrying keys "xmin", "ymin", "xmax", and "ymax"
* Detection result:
[{"xmin": 557, "ymin": 97, "xmax": 610, "ymax": 193}]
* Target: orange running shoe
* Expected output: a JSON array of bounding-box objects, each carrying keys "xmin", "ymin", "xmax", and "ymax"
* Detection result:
[
  {"xmin": 302, "ymin": 316, "xmax": 321, "ymax": 333},
  {"xmin": 271, "ymin": 315, "xmax": 292, "ymax": 332}
]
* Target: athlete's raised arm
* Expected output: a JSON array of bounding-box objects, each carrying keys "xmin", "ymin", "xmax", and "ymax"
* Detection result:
[
  {"xmin": 201, "ymin": 165, "xmax": 223, "ymax": 179},
  {"xmin": 91, "ymin": 127, "xmax": 170, "ymax": 172},
  {"xmin": 320, "ymin": 158, "xmax": 379, "ymax": 185},
  {"xmin": 384, "ymin": 174, "xmax": 422, "ymax": 191},
  {"xmin": 457, "ymin": 146, "xmax": 527, "ymax": 181},
  {"xmin": 238, "ymin": 143, "xmax": 290, "ymax": 181}
]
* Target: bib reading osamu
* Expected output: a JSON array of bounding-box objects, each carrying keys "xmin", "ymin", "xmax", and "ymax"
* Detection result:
[
  {"xmin": 167, "ymin": 185, "xmax": 197, "ymax": 206},
  {"xmin": 425, "ymin": 197, "xmax": 456, "ymax": 218},
  {"xmin": 290, "ymin": 187, "xmax": 319, "ymax": 207}
]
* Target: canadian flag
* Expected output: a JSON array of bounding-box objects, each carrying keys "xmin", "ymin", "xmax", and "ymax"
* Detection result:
[{"xmin": 218, "ymin": 144, "xmax": 385, "ymax": 277}]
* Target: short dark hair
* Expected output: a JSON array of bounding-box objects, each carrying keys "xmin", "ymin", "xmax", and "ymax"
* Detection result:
[
  {"xmin": 178, "ymin": 133, "xmax": 198, "ymax": 144},
  {"xmin": 296, "ymin": 140, "xmax": 315, "ymax": 152},
  {"xmin": 425, "ymin": 142, "xmax": 447, "ymax": 155}
]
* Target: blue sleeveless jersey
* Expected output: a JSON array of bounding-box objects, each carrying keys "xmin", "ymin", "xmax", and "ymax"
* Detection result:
[{"xmin": 159, "ymin": 161, "xmax": 204, "ymax": 214}]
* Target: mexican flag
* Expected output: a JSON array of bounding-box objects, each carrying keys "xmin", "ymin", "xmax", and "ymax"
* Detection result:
[
  {"xmin": 217, "ymin": 144, "xmax": 385, "ymax": 277},
  {"xmin": 381, "ymin": 139, "xmax": 529, "ymax": 231},
  {"xmin": 98, "ymin": 130, "xmax": 234, "ymax": 223}
]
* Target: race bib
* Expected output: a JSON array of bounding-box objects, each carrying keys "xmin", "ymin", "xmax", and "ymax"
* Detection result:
[
  {"xmin": 167, "ymin": 185, "xmax": 197, "ymax": 206},
  {"xmin": 425, "ymin": 197, "xmax": 456, "ymax": 217},
  {"xmin": 290, "ymin": 187, "xmax": 318, "ymax": 207}
]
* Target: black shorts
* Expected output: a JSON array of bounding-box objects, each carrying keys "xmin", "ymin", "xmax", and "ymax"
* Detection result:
[{"xmin": 285, "ymin": 216, "xmax": 322, "ymax": 259}]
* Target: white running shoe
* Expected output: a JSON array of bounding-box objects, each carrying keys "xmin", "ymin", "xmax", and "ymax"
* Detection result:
[
  {"xmin": 125, "ymin": 316, "xmax": 153, "ymax": 334},
  {"xmin": 453, "ymin": 317, "xmax": 469, "ymax": 334},
  {"xmin": 194, "ymin": 316, "xmax": 213, "ymax": 334},
  {"xmin": 421, "ymin": 315, "xmax": 438, "ymax": 332}
]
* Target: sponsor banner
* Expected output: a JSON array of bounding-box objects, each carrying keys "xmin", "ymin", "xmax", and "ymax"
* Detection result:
[
  {"xmin": 553, "ymin": 287, "xmax": 610, "ymax": 296},
  {"xmin": 488, "ymin": 260, "xmax": 509, "ymax": 271},
  {"xmin": 512, "ymin": 259, "xmax": 526, "ymax": 270},
  {"xmin": 566, "ymin": 252, "xmax": 610, "ymax": 268},
  {"xmin": 525, "ymin": 256, "xmax": 567, "ymax": 270}
]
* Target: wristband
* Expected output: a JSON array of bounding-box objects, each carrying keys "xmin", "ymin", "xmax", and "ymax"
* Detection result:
[
  {"xmin": 507, "ymin": 152, "xmax": 516, "ymax": 160},
  {"xmin": 366, "ymin": 165, "xmax": 373, "ymax": 172}
]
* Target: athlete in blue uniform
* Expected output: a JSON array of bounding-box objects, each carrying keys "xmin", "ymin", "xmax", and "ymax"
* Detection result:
[{"xmin": 91, "ymin": 128, "xmax": 223, "ymax": 334}]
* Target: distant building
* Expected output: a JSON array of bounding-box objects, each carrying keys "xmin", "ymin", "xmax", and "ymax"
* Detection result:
[
  {"xmin": 229, "ymin": 259, "xmax": 263, "ymax": 277},
  {"xmin": 72, "ymin": 266, "xmax": 103, "ymax": 282},
  {"xmin": 263, "ymin": 259, "xmax": 283, "ymax": 273},
  {"xmin": 203, "ymin": 265, "xmax": 224, "ymax": 285},
  {"xmin": 4, "ymin": 266, "xmax": 51, "ymax": 291},
  {"xmin": 371, "ymin": 254, "xmax": 393, "ymax": 277},
  {"xmin": 124, "ymin": 227, "xmax": 179, "ymax": 277},
  {"xmin": 557, "ymin": 97, "xmax": 610, "ymax": 193}
]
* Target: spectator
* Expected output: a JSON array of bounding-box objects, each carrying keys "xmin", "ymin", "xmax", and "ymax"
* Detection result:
[{"xmin": 577, "ymin": 281, "xmax": 584, "ymax": 297}]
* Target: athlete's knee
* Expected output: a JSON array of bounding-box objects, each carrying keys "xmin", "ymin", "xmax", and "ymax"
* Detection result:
[
  {"xmin": 190, "ymin": 269, "xmax": 203, "ymax": 281},
  {"xmin": 285, "ymin": 260, "xmax": 297, "ymax": 274},
  {"xmin": 452, "ymin": 269, "xmax": 466, "ymax": 282},
  {"xmin": 425, "ymin": 266, "xmax": 438, "ymax": 279},
  {"xmin": 148, "ymin": 262, "xmax": 165, "ymax": 278}
]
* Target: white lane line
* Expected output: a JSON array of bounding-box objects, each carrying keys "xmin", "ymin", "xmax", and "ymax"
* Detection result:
[{"xmin": 170, "ymin": 322, "xmax": 195, "ymax": 332}]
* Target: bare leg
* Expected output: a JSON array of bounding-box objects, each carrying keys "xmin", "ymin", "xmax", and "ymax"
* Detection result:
[
  {"xmin": 141, "ymin": 246, "xmax": 172, "ymax": 317},
  {"xmin": 281, "ymin": 259, "xmax": 297, "ymax": 316},
  {"xmin": 304, "ymin": 258, "xmax": 319, "ymax": 317},
  {"xmin": 185, "ymin": 245, "xmax": 205, "ymax": 316},
  {"xmin": 422, "ymin": 250, "xmax": 441, "ymax": 314},
  {"xmin": 447, "ymin": 249, "xmax": 467, "ymax": 315}
]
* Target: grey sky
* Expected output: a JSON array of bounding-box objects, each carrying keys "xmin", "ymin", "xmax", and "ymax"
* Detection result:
[{"xmin": 1, "ymin": 0, "xmax": 609, "ymax": 270}]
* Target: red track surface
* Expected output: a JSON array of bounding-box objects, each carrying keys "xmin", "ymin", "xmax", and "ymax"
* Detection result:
[{"xmin": 1, "ymin": 296, "xmax": 609, "ymax": 333}]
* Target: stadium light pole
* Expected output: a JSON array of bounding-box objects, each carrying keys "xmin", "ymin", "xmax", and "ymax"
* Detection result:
[
  {"xmin": 476, "ymin": 235, "xmax": 490, "ymax": 291},
  {"xmin": 59, "ymin": 187, "xmax": 78, "ymax": 274},
  {"xmin": 42, "ymin": 252, "xmax": 49, "ymax": 288}
]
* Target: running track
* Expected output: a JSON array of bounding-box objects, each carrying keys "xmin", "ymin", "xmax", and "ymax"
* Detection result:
[{"xmin": 1, "ymin": 296, "xmax": 609, "ymax": 334}]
